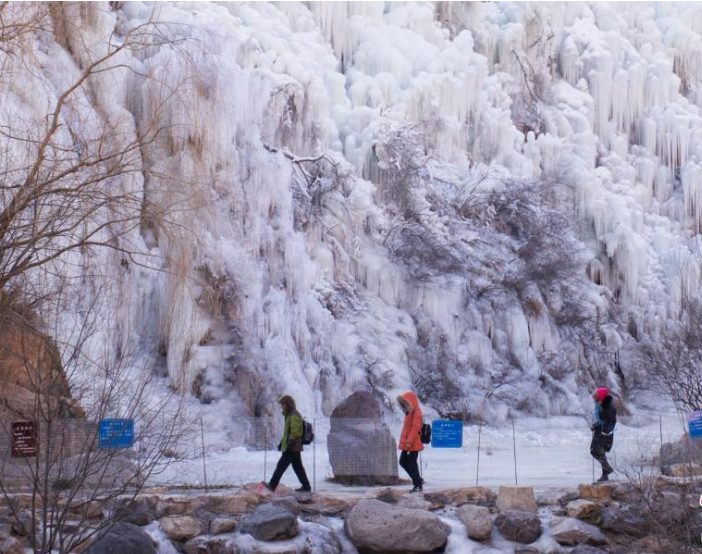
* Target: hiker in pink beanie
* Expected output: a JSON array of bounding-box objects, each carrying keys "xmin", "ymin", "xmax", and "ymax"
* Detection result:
[{"xmin": 591, "ymin": 387, "xmax": 617, "ymax": 482}]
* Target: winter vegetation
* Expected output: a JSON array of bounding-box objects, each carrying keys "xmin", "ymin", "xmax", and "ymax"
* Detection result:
[{"xmin": 2, "ymin": 0, "xmax": 702, "ymax": 442}]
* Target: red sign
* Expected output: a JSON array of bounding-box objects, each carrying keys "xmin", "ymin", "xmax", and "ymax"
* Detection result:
[{"xmin": 11, "ymin": 421, "xmax": 37, "ymax": 457}]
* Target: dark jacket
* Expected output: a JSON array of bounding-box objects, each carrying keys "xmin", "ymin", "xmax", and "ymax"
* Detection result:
[{"xmin": 592, "ymin": 395, "xmax": 617, "ymax": 435}]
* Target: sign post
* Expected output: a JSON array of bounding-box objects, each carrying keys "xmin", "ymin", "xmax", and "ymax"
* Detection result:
[
  {"xmin": 99, "ymin": 419, "xmax": 134, "ymax": 449},
  {"xmin": 688, "ymin": 411, "xmax": 702, "ymax": 439},
  {"xmin": 11, "ymin": 421, "xmax": 37, "ymax": 458},
  {"xmin": 431, "ymin": 420, "xmax": 464, "ymax": 449}
]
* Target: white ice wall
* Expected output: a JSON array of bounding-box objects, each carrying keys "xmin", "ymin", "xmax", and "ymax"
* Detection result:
[{"xmin": 3, "ymin": 1, "xmax": 702, "ymax": 432}]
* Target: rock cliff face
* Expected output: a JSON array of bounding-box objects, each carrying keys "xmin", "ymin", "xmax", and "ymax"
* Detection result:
[
  {"xmin": 0, "ymin": 322, "xmax": 80, "ymax": 420},
  {"xmin": 3, "ymin": 2, "xmax": 702, "ymax": 429}
]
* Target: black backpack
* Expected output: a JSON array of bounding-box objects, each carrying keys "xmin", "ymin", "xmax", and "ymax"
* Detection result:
[
  {"xmin": 420, "ymin": 421, "xmax": 432, "ymax": 444},
  {"xmin": 302, "ymin": 419, "xmax": 315, "ymax": 445}
]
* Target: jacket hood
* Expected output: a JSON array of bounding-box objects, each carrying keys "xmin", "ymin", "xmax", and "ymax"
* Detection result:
[
  {"xmin": 398, "ymin": 391, "xmax": 420, "ymax": 412},
  {"xmin": 596, "ymin": 387, "xmax": 609, "ymax": 403},
  {"xmin": 278, "ymin": 395, "xmax": 296, "ymax": 414}
]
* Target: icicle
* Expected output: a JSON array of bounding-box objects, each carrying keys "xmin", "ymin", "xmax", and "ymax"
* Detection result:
[{"xmin": 682, "ymin": 161, "xmax": 702, "ymax": 233}]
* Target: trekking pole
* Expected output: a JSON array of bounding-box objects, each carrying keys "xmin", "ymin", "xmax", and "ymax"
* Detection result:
[
  {"xmin": 659, "ymin": 414, "xmax": 664, "ymax": 473},
  {"xmin": 263, "ymin": 422, "xmax": 268, "ymax": 483},
  {"xmin": 200, "ymin": 416, "xmax": 208, "ymax": 493},
  {"xmin": 313, "ymin": 418, "xmax": 317, "ymax": 493},
  {"xmin": 512, "ymin": 419, "xmax": 518, "ymax": 485},
  {"xmin": 475, "ymin": 419, "xmax": 482, "ymax": 487}
]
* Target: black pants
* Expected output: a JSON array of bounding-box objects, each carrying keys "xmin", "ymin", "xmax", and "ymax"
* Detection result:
[
  {"xmin": 269, "ymin": 451, "xmax": 311, "ymax": 490},
  {"xmin": 399, "ymin": 451, "xmax": 422, "ymax": 487},
  {"xmin": 590, "ymin": 433, "xmax": 614, "ymax": 476}
]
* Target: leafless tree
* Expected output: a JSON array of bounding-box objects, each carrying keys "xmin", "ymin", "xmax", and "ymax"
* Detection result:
[
  {"xmin": 0, "ymin": 283, "xmax": 190, "ymax": 554},
  {"xmin": 0, "ymin": 5, "xmax": 196, "ymax": 553},
  {"xmin": 0, "ymin": 3, "xmax": 193, "ymax": 292},
  {"xmin": 639, "ymin": 253, "xmax": 702, "ymax": 413},
  {"xmin": 614, "ymin": 438, "xmax": 702, "ymax": 553}
]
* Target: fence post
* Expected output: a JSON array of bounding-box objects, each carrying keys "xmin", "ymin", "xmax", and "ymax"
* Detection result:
[
  {"xmin": 512, "ymin": 419, "xmax": 518, "ymax": 485},
  {"xmin": 200, "ymin": 417, "xmax": 208, "ymax": 493},
  {"xmin": 313, "ymin": 418, "xmax": 317, "ymax": 493},
  {"xmin": 263, "ymin": 422, "xmax": 268, "ymax": 483},
  {"xmin": 475, "ymin": 419, "xmax": 482, "ymax": 487},
  {"xmin": 659, "ymin": 414, "xmax": 664, "ymax": 473}
]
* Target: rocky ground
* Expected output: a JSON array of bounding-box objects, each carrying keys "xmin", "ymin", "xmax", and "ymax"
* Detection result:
[{"xmin": 0, "ymin": 477, "xmax": 700, "ymax": 554}]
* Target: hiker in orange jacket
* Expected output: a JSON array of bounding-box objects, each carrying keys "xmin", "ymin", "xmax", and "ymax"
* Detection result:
[{"xmin": 397, "ymin": 391, "xmax": 424, "ymax": 491}]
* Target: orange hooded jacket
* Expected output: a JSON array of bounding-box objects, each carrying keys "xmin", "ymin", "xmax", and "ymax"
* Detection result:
[{"xmin": 398, "ymin": 391, "xmax": 424, "ymax": 452}]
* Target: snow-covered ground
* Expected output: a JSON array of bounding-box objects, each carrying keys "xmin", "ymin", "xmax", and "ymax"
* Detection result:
[{"xmin": 154, "ymin": 396, "xmax": 686, "ymax": 492}]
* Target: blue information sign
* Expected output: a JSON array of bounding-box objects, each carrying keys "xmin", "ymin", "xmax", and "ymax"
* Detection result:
[
  {"xmin": 431, "ymin": 420, "xmax": 463, "ymax": 448},
  {"xmin": 688, "ymin": 411, "xmax": 702, "ymax": 439},
  {"xmin": 99, "ymin": 419, "xmax": 134, "ymax": 449}
]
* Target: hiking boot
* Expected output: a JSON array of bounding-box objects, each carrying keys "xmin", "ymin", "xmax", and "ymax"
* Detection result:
[
  {"xmin": 295, "ymin": 486, "xmax": 312, "ymax": 493},
  {"xmin": 596, "ymin": 474, "xmax": 609, "ymax": 483},
  {"xmin": 260, "ymin": 481, "xmax": 275, "ymax": 492},
  {"xmin": 410, "ymin": 485, "xmax": 423, "ymax": 493}
]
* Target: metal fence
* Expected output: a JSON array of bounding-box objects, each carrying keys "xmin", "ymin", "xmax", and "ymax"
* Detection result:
[
  {"xmin": 149, "ymin": 414, "xmax": 687, "ymax": 492},
  {"xmin": 0, "ymin": 414, "xmax": 688, "ymax": 493},
  {"xmin": 0, "ymin": 418, "xmax": 142, "ymax": 492}
]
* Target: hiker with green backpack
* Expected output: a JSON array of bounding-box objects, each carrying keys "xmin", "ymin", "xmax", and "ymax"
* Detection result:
[{"xmin": 262, "ymin": 395, "xmax": 312, "ymax": 492}]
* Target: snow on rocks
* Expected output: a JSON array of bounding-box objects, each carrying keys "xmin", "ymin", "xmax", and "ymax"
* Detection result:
[{"xmin": 343, "ymin": 499, "xmax": 451, "ymax": 553}]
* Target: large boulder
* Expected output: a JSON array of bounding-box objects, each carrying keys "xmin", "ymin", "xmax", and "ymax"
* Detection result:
[
  {"xmin": 0, "ymin": 537, "xmax": 24, "ymax": 554},
  {"xmin": 83, "ymin": 523, "xmax": 156, "ymax": 554},
  {"xmin": 160, "ymin": 516, "xmax": 204, "ymax": 541},
  {"xmin": 494, "ymin": 510, "xmax": 542, "ymax": 544},
  {"xmin": 550, "ymin": 517, "xmax": 608, "ymax": 546},
  {"xmin": 599, "ymin": 506, "xmax": 648, "ymax": 537},
  {"xmin": 200, "ymin": 492, "xmax": 261, "ymax": 515},
  {"xmin": 344, "ymin": 499, "xmax": 451, "ymax": 553},
  {"xmin": 457, "ymin": 505, "xmax": 492, "ymax": 541},
  {"xmin": 240, "ymin": 504, "xmax": 299, "ymax": 541},
  {"xmin": 327, "ymin": 392, "xmax": 399, "ymax": 486},
  {"xmin": 566, "ymin": 499, "xmax": 603, "ymax": 523},
  {"xmin": 667, "ymin": 462, "xmax": 702, "ymax": 476},
  {"xmin": 660, "ymin": 435, "xmax": 702, "ymax": 475},
  {"xmin": 209, "ymin": 517, "xmax": 237, "ymax": 535},
  {"xmin": 0, "ymin": 324, "xmax": 84, "ymax": 421},
  {"xmin": 577, "ymin": 484, "xmax": 613, "ymax": 503},
  {"xmin": 425, "ymin": 487, "xmax": 495, "ymax": 507}
]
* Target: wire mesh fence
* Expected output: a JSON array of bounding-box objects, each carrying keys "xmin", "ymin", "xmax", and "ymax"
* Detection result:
[
  {"xmin": 147, "ymin": 414, "xmax": 687, "ymax": 492},
  {"xmin": 0, "ymin": 418, "xmax": 139, "ymax": 491},
  {"xmin": 0, "ymin": 413, "xmax": 688, "ymax": 492}
]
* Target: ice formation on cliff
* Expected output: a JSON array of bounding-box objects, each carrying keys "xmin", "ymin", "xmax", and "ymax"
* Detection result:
[{"xmin": 3, "ymin": 1, "xmax": 702, "ymax": 429}]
